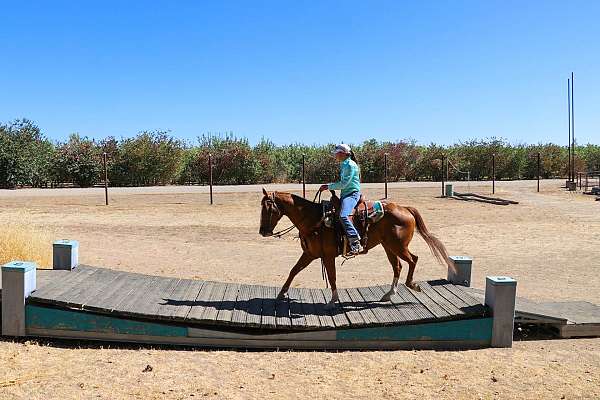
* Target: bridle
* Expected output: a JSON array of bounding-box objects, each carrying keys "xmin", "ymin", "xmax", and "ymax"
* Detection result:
[
  {"xmin": 263, "ymin": 191, "xmax": 322, "ymax": 238},
  {"xmin": 263, "ymin": 193, "xmax": 294, "ymax": 238}
]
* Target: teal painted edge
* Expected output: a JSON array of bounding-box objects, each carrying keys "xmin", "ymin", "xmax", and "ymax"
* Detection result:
[
  {"xmin": 2, "ymin": 261, "xmax": 37, "ymax": 272},
  {"xmin": 26, "ymin": 305, "xmax": 186, "ymax": 338},
  {"xmin": 336, "ymin": 318, "xmax": 493, "ymax": 342}
]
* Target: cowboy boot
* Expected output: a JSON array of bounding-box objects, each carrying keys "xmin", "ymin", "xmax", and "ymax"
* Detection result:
[{"xmin": 347, "ymin": 235, "xmax": 363, "ymax": 255}]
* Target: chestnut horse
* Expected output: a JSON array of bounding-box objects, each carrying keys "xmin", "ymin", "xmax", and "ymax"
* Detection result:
[{"xmin": 259, "ymin": 189, "xmax": 454, "ymax": 309}]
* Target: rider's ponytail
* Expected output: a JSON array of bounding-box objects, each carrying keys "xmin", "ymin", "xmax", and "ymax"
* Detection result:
[{"xmin": 349, "ymin": 150, "xmax": 358, "ymax": 163}]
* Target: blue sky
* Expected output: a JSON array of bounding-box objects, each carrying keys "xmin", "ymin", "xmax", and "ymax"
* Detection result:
[{"xmin": 1, "ymin": 1, "xmax": 598, "ymax": 146}]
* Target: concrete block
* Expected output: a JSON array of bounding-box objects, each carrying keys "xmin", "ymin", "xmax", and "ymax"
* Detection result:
[
  {"xmin": 2, "ymin": 261, "xmax": 37, "ymax": 336},
  {"xmin": 445, "ymin": 184, "xmax": 454, "ymax": 197},
  {"xmin": 448, "ymin": 256, "xmax": 472, "ymax": 287},
  {"xmin": 485, "ymin": 276, "xmax": 517, "ymax": 348},
  {"xmin": 53, "ymin": 240, "xmax": 79, "ymax": 270}
]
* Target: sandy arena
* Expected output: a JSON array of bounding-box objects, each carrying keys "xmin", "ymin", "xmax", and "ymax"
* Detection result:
[{"xmin": 1, "ymin": 180, "xmax": 599, "ymax": 399}]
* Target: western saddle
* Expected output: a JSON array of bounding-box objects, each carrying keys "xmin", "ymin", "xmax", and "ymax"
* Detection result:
[{"xmin": 323, "ymin": 191, "xmax": 385, "ymax": 256}]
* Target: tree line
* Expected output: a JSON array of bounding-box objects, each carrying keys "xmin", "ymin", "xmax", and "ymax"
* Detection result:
[{"xmin": 1, "ymin": 119, "xmax": 598, "ymax": 189}]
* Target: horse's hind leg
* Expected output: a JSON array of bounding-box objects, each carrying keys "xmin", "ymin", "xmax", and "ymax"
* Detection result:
[
  {"xmin": 384, "ymin": 239, "xmax": 420, "ymax": 292},
  {"xmin": 323, "ymin": 256, "xmax": 339, "ymax": 310},
  {"xmin": 400, "ymin": 250, "xmax": 420, "ymax": 291},
  {"xmin": 380, "ymin": 245, "xmax": 401, "ymax": 302}
]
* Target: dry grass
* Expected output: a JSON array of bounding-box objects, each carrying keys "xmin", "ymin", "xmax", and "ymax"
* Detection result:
[{"xmin": 0, "ymin": 214, "xmax": 53, "ymax": 268}]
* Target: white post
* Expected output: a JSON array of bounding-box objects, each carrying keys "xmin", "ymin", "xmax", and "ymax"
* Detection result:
[
  {"xmin": 448, "ymin": 256, "xmax": 472, "ymax": 287},
  {"xmin": 485, "ymin": 276, "xmax": 517, "ymax": 348},
  {"xmin": 53, "ymin": 240, "xmax": 79, "ymax": 270},
  {"xmin": 1, "ymin": 261, "xmax": 37, "ymax": 337},
  {"xmin": 445, "ymin": 183, "xmax": 454, "ymax": 197}
]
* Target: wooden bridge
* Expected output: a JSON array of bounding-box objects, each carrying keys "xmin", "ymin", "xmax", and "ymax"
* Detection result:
[{"xmin": 2, "ymin": 265, "xmax": 494, "ymax": 350}]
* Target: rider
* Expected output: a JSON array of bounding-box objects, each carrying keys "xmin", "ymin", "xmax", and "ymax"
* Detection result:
[{"xmin": 319, "ymin": 143, "xmax": 363, "ymax": 255}]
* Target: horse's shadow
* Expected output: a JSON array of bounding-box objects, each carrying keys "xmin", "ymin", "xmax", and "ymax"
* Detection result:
[{"xmin": 161, "ymin": 297, "xmax": 414, "ymax": 318}]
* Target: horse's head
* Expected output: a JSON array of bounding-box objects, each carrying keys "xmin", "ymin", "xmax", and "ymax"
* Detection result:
[{"xmin": 259, "ymin": 188, "xmax": 284, "ymax": 237}]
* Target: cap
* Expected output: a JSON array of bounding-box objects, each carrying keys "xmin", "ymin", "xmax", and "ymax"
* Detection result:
[{"xmin": 332, "ymin": 143, "xmax": 351, "ymax": 155}]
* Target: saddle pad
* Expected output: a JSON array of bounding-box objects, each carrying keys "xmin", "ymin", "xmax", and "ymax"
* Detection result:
[{"xmin": 367, "ymin": 201, "xmax": 385, "ymax": 223}]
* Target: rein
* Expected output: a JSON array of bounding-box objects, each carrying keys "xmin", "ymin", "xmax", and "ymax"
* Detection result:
[{"xmin": 269, "ymin": 191, "xmax": 322, "ymax": 238}]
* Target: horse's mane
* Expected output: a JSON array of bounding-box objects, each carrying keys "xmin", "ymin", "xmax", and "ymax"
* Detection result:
[{"xmin": 275, "ymin": 191, "xmax": 322, "ymax": 214}]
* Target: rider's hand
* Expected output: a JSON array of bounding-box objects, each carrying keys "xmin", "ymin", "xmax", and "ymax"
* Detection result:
[{"xmin": 319, "ymin": 184, "xmax": 329, "ymax": 192}]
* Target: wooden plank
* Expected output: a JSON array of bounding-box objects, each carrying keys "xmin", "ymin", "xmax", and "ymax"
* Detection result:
[
  {"xmin": 218, "ymin": 283, "xmax": 240, "ymax": 324},
  {"xmin": 418, "ymin": 281, "xmax": 463, "ymax": 316},
  {"xmin": 287, "ymin": 287, "xmax": 307, "ymax": 328},
  {"xmin": 337, "ymin": 288, "xmax": 365, "ymax": 326},
  {"xmin": 400, "ymin": 284, "xmax": 449, "ymax": 319},
  {"xmin": 442, "ymin": 282, "xmax": 486, "ymax": 308},
  {"xmin": 244, "ymin": 285, "xmax": 263, "ymax": 328},
  {"xmin": 258, "ymin": 286, "xmax": 275, "ymax": 328},
  {"xmin": 79, "ymin": 270, "xmax": 129, "ymax": 307},
  {"xmin": 275, "ymin": 286, "xmax": 292, "ymax": 328},
  {"xmin": 154, "ymin": 278, "xmax": 195, "ymax": 319},
  {"xmin": 428, "ymin": 280, "xmax": 471, "ymax": 309},
  {"xmin": 148, "ymin": 278, "xmax": 183, "ymax": 318},
  {"xmin": 230, "ymin": 284, "xmax": 250, "ymax": 325},
  {"xmin": 199, "ymin": 282, "xmax": 227, "ymax": 322},
  {"xmin": 259, "ymin": 285, "xmax": 277, "ymax": 329},
  {"xmin": 366, "ymin": 286, "xmax": 409, "ymax": 323},
  {"xmin": 295, "ymin": 288, "xmax": 320, "ymax": 328},
  {"xmin": 186, "ymin": 281, "xmax": 216, "ymax": 321},
  {"xmin": 53, "ymin": 268, "xmax": 109, "ymax": 305},
  {"xmin": 347, "ymin": 288, "xmax": 379, "ymax": 325},
  {"xmin": 309, "ymin": 288, "xmax": 335, "ymax": 328},
  {"xmin": 83, "ymin": 270, "xmax": 149, "ymax": 313},
  {"xmin": 32, "ymin": 267, "xmax": 99, "ymax": 301},
  {"xmin": 322, "ymin": 288, "xmax": 351, "ymax": 328},
  {"xmin": 357, "ymin": 287, "xmax": 397, "ymax": 325},
  {"xmin": 392, "ymin": 285, "xmax": 436, "ymax": 321},
  {"xmin": 82, "ymin": 271, "xmax": 141, "ymax": 312},
  {"xmin": 246, "ymin": 285, "xmax": 268, "ymax": 326},
  {"xmin": 171, "ymin": 280, "xmax": 204, "ymax": 320},
  {"xmin": 118, "ymin": 276, "xmax": 163, "ymax": 314}
]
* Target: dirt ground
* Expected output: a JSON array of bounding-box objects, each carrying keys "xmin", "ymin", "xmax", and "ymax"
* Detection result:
[{"xmin": 1, "ymin": 180, "xmax": 599, "ymax": 399}]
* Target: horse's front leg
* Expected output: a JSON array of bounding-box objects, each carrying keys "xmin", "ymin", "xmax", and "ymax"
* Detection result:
[
  {"xmin": 323, "ymin": 256, "xmax": 339, "ymax": 310},
  {"xmin": 276, "ymin": 252, "xmax": 315, "ymax": 300}
]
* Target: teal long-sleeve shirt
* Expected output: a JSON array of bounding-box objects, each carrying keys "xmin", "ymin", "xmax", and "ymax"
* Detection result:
[{"xmin": 328, "ymin": 158, "xmax": 361, "ymax": 197}]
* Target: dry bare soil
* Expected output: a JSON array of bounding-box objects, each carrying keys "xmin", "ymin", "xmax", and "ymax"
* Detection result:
[{"xmin": 1, "ymin": 180, "xmax": 599, "ymax": 399}]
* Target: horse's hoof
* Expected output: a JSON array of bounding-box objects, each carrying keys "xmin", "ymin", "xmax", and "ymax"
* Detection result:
[
  {"xmin": 276, "ymin": 292, "xmax": 288, "ymax": 301},
  {"xmin": 380, "ymin": 293, "xmax": 393, "ymax": 302},
  {"xmin": 408, "ymin": 283, "xmax": 421, "ymax": 292}
]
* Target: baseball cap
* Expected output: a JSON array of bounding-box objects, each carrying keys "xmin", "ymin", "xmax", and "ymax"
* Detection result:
[{"xmin": 332, "ymin": 143, "xmax": 351, "ymax": 155}]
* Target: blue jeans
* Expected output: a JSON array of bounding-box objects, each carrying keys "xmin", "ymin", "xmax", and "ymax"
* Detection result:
[{"xmin": 340, "ymin": 191, "xmax": 361, "ymax": 238}]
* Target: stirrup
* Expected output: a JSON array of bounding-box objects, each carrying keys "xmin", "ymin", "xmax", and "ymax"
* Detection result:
[{"xmin": 348, "ymin": 239, "xmax": 363, "ymax": 256}]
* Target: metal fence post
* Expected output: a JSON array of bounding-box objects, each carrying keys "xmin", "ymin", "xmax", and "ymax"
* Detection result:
[
  {"xmin": 384, "ymin": 153, "xmax": 388, "ymax": 199},
  {"xmin": 209, "ymin": 153, "xmax": 213, "ymax": 205},
  {"xmin": 302, "ymin": 154, "xmax": 306, "ymax": 198},
  {"xmin": 103, "ymin": 152, "xmax": 109, "ymax": 205}
]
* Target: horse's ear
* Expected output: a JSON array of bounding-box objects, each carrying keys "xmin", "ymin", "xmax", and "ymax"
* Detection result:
[{"xmin": 262, "ymin": 188, "xmax": 268, "ymax": 197}]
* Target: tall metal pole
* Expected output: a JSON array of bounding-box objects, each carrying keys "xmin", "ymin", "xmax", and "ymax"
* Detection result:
[
  {"xmin": 302, "ymin": 154, "xmax": 306, "ymax": 198},
  {"xmin": 571, "ymin": 72, "xmax": 575, "ymax": 182},
  {"xmin": 103, "ymin": 152, "xmax": 108, "ymax": 206},
  {"xmin": 441, "ymin": 155, "xmax": 445, "ymax": 197},
  {"xmin": 568, "ymin": 78, "xmax": 571, "ymax": 182},
  {"xmin": 208, "ymin": 153, "xmax": 213, "ymax": 205},
  {"xmin": 492, "ymin": 154, "xmax": 496, "ymax": 194},
  {"xmin": 537, "ymin": 152, "xmax": 540, "ymax": 193},
  {"xmin": 384, "ymin": 153, "xmax": 388, "ymax": 198}
]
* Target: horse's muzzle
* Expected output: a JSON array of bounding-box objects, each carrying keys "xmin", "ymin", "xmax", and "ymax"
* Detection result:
[{"xmin": 259, "ymin": 228, "xmax": 273, "ymax": 237}]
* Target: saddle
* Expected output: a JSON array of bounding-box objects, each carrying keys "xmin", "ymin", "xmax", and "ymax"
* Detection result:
[{"xmin": 321, "ymin": 191, "xmax": 385, "ymax": 256}]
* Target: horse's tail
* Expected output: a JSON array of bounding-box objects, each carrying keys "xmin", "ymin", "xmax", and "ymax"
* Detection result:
[{"xmin": 405, "ymin": 207, "xmax": 455, "ymax": 273}]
